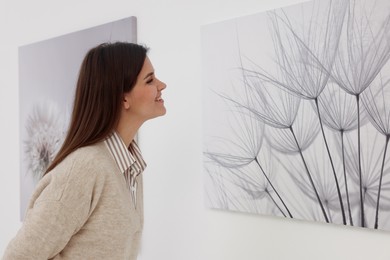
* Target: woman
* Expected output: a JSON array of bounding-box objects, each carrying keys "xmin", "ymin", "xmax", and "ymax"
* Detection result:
[{"xmin": 3, "ymin": 42, "xmax": 166, "ymax": 259}]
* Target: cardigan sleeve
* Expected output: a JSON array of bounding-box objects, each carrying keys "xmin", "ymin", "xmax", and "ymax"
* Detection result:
[
  {"xmin": 3, "ymin": 200, "xmax": 81, "ymax": 259},
  {"xmin": 2, "ymin": 154, "xmax": 106, "ymax": 260}
]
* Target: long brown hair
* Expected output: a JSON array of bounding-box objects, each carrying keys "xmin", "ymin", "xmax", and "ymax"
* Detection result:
[{"xmin": 45, "ymin": 42, "xmax": 148, "ymax": 174}]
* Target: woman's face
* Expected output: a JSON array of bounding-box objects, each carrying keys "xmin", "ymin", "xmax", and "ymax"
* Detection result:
[{"xmin": 123, "ymin": 57, "xmax": 167, "ymax": 123}]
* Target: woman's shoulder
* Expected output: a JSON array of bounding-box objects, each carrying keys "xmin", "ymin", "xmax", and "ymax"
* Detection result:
[
  {"xmin": 48, "ymin": 141, "xmax": 114, "ymax": 182},
  {"xmin": 69, "ymin": 141, "xmax": 109, "ymax": 163},
  {"xmin": 58, "ymin": 142, "xmax": 111, "ymax": 169},
  {"xmin": 33, "ymin": 141, "xmax": 114, "ymax": 204}
]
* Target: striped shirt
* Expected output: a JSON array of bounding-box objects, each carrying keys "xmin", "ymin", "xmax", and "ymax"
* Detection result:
[{"xmin": 104, "ymin": 132, "xmax": 147, "ymax": 208}]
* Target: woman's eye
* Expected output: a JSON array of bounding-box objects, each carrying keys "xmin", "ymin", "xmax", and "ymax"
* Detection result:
[{"xmin": 146, "ymin": 78, "xmax": 154, "ymax": 84}]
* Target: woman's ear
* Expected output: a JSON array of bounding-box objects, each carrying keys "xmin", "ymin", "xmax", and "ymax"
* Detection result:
[{"xmin": 123, "ymin": 93, "xmax": 131, "ymax": 110}]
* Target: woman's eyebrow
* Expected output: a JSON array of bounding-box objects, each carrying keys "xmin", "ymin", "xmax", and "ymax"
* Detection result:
[{"xmin": 143, "ymin": 72, "xmax": 154, "ymax": 80}]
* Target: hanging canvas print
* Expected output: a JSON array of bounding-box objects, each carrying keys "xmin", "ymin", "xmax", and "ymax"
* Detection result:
[
  {"xmin": 19, "ymin": 17, "xmax": 137, "ymax": 219},
  {"xmin": 202, "ymin": 0, "xmax": 390, "ymax": 230}
]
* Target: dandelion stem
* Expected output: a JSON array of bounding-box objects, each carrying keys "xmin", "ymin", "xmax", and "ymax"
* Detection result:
[
  {"xmin": 254, "ymin": 157, "xmax": 293, "ymax": 218},
  {"xmin": 265, "ymin": 190, "xmax": 287, "ymax": 217},
  {"xmin": 356, "ymin": 94, "xmax": 365, "ymax": 227},
  {"xmin": 325, "ymin": 202, "xmax": 333, "ymax": 223},
  {"xmin": 341, "ymin": 130, "xmax": 353, "ymax": 226},
  {"xmin": 289, "ymin": 125, "xmax": 329, "ymax": 222},
  {"xmin": 374, "ymin": 135, "xmax": 390, "ymax": 229},
  {"xmin": 314, "ymin": 98, "xmax": 346, "ymax": 225}
]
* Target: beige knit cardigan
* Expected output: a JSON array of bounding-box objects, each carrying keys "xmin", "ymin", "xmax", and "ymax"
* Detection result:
[{"xmin": 3, "ymin": 141, "xmax": 144, "ymax": 259}]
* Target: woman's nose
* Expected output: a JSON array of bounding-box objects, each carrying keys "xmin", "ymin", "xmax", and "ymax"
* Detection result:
[{"xmin": 158, "ymin": 79, "xmax": 167, "ymax": 90}]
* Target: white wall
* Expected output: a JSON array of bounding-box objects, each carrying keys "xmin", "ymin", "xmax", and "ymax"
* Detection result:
[{"xmin": 1, "ymin": 0, "xmax": 390, "ymax": 259}]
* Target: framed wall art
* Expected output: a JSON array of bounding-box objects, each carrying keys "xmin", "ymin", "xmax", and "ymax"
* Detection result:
[
  {"xmin": 19, "ymin": 17, "xmax": 137, "ymax": 219},
  {"xmin": 202, "ymin": 0, "xmax": 390, "ymax": 230}
]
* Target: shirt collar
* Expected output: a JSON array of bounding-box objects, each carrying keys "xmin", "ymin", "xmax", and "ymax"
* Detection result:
[{"xmin": 104, "ymin": 131, "xmax": 146, "ymax": 175}]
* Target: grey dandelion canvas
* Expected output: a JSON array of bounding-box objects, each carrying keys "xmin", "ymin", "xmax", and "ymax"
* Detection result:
[
  {"xmin": 202, "ymin": 0, "xmax": 390, "ymax": 230},
  {"xmin": 19, "ymin": 17, "xmax": 137, "ymax": 219}
]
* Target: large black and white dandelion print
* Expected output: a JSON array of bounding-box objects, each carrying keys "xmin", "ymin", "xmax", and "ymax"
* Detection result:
[
  {"xmin": 202, "ymin": 0, "xmax": 390, "ymax": 231},
  {"xmin": 18, "ymin": 17, "xmax": 138, "ymax": 220}
]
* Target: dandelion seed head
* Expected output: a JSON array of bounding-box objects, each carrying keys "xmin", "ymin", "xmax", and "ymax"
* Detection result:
[{"xmin": 24, "ymin": 101, "xmax": 66, "ymax": 180}]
